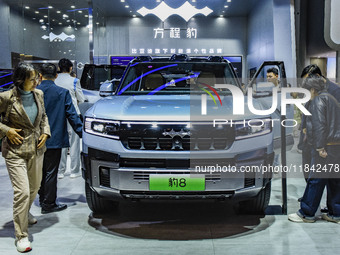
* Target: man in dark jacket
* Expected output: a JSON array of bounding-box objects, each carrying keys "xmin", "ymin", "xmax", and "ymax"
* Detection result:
[
  {"xmin": 297, "ymin": 65, "xmax": 340, "ymax": 210},
  {"xmin": 37, "ymin": 63, "xmax": 83, "ymax": 214},
  {"xmin": 289, "ymin": 75, "xmax": 340, "ymax": 223}
]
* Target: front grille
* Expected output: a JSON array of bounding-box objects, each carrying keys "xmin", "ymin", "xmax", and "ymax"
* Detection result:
[
  {"xmin": 120, "ymin": 122, "xmax": 235, "ymax": 151},
  {"xmin": 133, "ymin": 171, "xmax": 221, "ymax": 182}
]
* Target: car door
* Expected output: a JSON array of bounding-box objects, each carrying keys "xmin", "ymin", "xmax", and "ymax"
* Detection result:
[
  {"xmin": 247, "ymin": 61, "xmax": 295, "ymax": 155},
  {"xmin": 79, "ymin": 64, "xmax": 127, "ymax": 116}
]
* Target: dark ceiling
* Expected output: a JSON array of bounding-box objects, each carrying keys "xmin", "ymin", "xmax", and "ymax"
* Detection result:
[
  {"xmin": 4, "ymin": 0, "xmax": 332, "ymax": 57},
  {"xmin": 4, "ymin": 0, "xmax": 260, "ymax": 28},
  {"xmin": 93, "ymin": 0, "xmax": 259, "ymax": 17}
]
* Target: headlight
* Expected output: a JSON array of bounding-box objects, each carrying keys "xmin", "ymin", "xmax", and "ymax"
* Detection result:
[
  {"xmin": 235, "ymin": 119, "xmax": 271, "ymax": 140},
  {"xmin": 84, "ymin": 117, "xmax": 120, "ymax": 139}
]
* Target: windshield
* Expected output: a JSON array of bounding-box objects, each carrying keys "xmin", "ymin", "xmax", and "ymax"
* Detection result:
[
  {"xmin": 81, "ymin": 65, "xmax": 126, "ymax": 91},
  {"xmin": 117, "ymin": 62, "xmax": 239, "ymax": 95}
]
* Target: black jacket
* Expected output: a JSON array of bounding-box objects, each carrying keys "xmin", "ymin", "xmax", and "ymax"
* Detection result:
[
  {"xmin": 306, "ymin": 92, "xmax": 340, "ymax": 149},
  {"xmin": 326, "ymin": 79, "xmax": 340, "ymax": 102}
]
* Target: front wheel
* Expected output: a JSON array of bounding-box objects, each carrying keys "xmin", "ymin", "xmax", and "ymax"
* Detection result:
[
  {"xmin": 236, "ymin": 181, "xmax": 271, "ymax": 214},
  {"xmin": 85, "ymin": 182, "xmax": 118, "ymax": 213}
]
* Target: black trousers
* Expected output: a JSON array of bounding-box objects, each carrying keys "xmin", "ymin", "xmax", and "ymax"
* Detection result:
[{"xmin": 38, "ymin": 148, "xmax": 62, "ymax": 207}]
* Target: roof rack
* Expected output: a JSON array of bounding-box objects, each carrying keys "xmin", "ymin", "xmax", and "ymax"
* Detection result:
[
  {"xmin": 169, "ymin": 54, "xmax": 190, "ymax": 61},
  {"xmin": 134, "ymin": 56, "xmax": 153, "ymax": 62},
  {"xmin": 207, "ymin": 56, "xmax": 224, "ymax": 62}
]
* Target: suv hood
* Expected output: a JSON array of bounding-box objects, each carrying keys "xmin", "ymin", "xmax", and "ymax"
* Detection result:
[{"xmin": 86, "ymin": 94, "xmax": 267, "ymax": 121}]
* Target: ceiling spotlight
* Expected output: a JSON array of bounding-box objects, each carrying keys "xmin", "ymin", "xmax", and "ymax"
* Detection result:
[
  {"xmin": 63, "ymin": 14, "xmax": 69, "ymax": 18},
  {"xmin": 35, "ymin": 11, "xmax": 39, "ymax": 14},
  {"xmin": 44, "ymin": 15, "xmax": 48, "ymax": 18},
  {"xmin": 85, "ymin": 15, "xmax": 88, "ymax": 17},
  {"xmin": 48, "ymin": 6, "xmax": 53, "ymax": 9},
  {"xmin": 220, "ymin": 15, "xmax": 224, "ymax": 17},
  {"xmin": 78, "ymin": 10, "xmax": 82, "ymax": 13},
  {"xmin": 39, "ymin": 19, "xmax": 44, "ymax": 23},
  {"xmin": 77, "ymin": 22, "xmax": 81, "ymax": 25},
  {"xmin": 224, "ymin": 5, "xmax": 229, "ymax": 8},
  {"xmin": 120, "ymin": 0, "xmax": 125, "ymax": 2},
  {"xmin": 133, "ymin": 14, "xmax": 136, "ymax": 17},
  {"xmin": 156, "ymin": 0, "xmax": 161, "ymax": 2},
  {"xmin": 96, "ymin": 22, "xmax": 100, "ymax": 25},
  {"xmin": 192, "ymin": 0, "xmax": 196, "ymax": 2},
  {"xmin": 25, "ymin": 6, "xmax": 30, "ymax": 9},
  {"xmin": 59, "ymin": 22, "xmax": 62, "ymax": 25},
  {"xmin": 71, "ymin": 5, "xmax": 75, "ymax": 8},
  {"xmin": 227, "ymin": 0, "xmax": 232, "ymax": 2},
  {"xmin": 57, "ymin": 10, "xmax": 61, "ymax": 13},
  {"xmin": 125, "ymin": 5, "xmax": 129, "ymax": 8}
]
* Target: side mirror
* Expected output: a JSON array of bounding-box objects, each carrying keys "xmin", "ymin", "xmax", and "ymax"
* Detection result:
[{"xmin": 99, "ymin": 81, "xmax": 114, "ymax": 97}]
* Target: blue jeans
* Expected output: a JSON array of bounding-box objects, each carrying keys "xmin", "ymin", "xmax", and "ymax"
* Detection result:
[
  {"xmin": 325, "ymin": 145, "xmax": 340, "ymax": 217},
  {"xmin": 300, "ymin": 145, "xmax": 340, "ymax": 217}
]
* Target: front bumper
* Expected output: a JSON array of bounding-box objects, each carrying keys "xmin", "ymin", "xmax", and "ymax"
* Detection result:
[{"xmin": 81, "ymin": 147, "xmax": 274, "ymax": 202}]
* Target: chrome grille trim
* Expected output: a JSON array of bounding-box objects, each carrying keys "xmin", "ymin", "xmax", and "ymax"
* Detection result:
[{"xmin": 120, "ymin": 121, "xmax": 235, "ymax": 151}]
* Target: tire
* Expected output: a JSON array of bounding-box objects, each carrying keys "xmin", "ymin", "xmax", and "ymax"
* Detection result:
[
  {"xmin": 85, "ymin": 182, "xmax": 118, "ymax": 213},
  {"xmin": 236, "ymin": 181, "xmax": 272, "ymax": 214}
]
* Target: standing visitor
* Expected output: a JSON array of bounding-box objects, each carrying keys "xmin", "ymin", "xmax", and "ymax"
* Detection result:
[{"xmin": 0, "ymin": 63, "xmax": 50, "ymax": 252}]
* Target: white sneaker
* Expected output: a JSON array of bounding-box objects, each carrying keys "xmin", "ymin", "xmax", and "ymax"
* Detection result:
[
  {"xmin": 70, "ymin": 173, "xmax": 81, "ymax": 178},
  {"xmin": 58, "ymin": 173, "xmax": 65, "ymax": 179},
  {"xmin": 288, "ymin": 212, "xmax": 315, "ymax": 223},
  {"xmin": 16, "ymin": 237, "xmax": 32, "ymax": 253},
  {"xmin": 28, "ymin": 212, "xmax": 37, "ymax": 225}
]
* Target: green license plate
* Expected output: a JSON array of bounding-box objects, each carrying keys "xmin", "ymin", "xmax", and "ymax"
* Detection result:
[{"xmin": 149, "ymin": 174, "xmax": 205, "ymax": 191}]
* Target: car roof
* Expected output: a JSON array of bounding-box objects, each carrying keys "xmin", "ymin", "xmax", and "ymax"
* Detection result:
[{"xmin": 131, "ymin": 54, "xmax": 230, "ymax": 64}]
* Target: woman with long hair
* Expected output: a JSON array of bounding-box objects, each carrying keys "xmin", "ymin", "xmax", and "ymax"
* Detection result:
[{"xmin": 0, "ymin": 63, "xmax": 50, "ymax": 252}]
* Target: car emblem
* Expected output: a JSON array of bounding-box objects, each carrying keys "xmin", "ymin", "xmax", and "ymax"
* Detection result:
[{"xmin": 162, "ymin": 129, "xmax": 191, "ymax": 138}]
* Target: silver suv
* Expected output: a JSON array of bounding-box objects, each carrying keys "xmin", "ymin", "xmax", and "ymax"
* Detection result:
[{"xmin": 81, "ymin": 55, "xmax": 293, "ymax": 214}]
